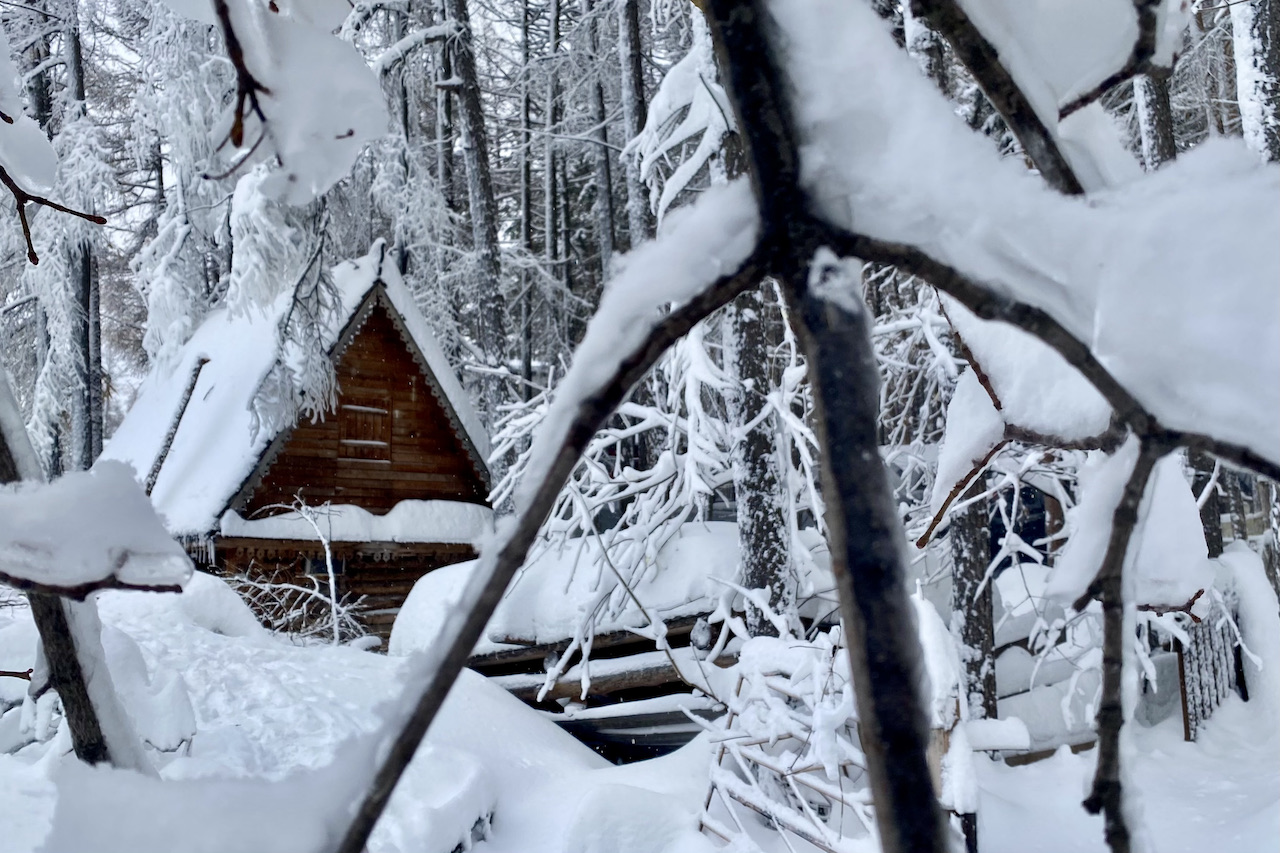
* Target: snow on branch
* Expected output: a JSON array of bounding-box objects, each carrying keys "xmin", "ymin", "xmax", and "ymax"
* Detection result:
[
  {"xmin": 372, "ymin": 23, "xmax": 458, "ymax": 77},
  {"xmin": 0, "ymin": 462, "xmax": 192, "ymax": 599}
]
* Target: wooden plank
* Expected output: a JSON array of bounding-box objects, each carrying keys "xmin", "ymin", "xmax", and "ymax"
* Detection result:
[{"xmin": 468, "ymin": 613, "xmax": 710, "ymax": 669}]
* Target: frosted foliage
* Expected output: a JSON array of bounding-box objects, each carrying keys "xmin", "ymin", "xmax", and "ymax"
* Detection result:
[
  {"xmin": 515, "ymin": 180, "xmax": 758, "ymax": 511},
  {"xmin": 0, "ymin": 29, "xmax": 56, "ymax": 195},
  {"xmin": 627, "ymin": 15, "xmax": 733, "ymax": 222},
  {"xmin": 212, "ymin": 0, "xmax": 388, "ymax": 204},
  {"xmin": 224, "ymin": 168, "xmax": 304, "ymax": 316},
  {"xmin": 770, "ymin": 0, "xmax": 1280, "ymax": 465}
]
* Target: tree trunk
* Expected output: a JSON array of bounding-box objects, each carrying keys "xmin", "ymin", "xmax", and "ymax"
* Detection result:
[
  {"xmin": 726, "ymin": 286, "xmax": 794, "ymax": 637},
  {"xmin": 544, "ymin": 0, "xmax": 561, "ymax": 276},
  {"xmin": 617, "ymin": 0, "xmax": 652, "ymax": 248},
  {"xmin": 520, "ymin": 0, "xmax": 535, "ymax": 398},
  {"xmin": 0, "ymin": 373, "xmax": 119, "ymax": 767},
  {"xmin": 950, "ymin": 481, "xmax": 996, "ymax": 719},
  {"xmin": 579, "ymin": 0, "xmax": 616, "ymax": 278},
  {"xmin": 1191, "ymin": 450, "xmax": 1225, "ymax": 558},
  {"xmin": 435, "ymin": 1, "xmax": 455, "ymax": 206},
  {"xmin": 1232, "ymin": 0, "xmax": 1280, "ymax": 161},
  {"xmin": 66, "ymin": 16, "xmax": 100, "ymax": 469},
  {"xmin": 1134, "ymin": 70, "xmax": 1178, "ymax": 169},
  {"xmin": 444, "ymin": 0, "xmax": 506, "ymax": 416}
]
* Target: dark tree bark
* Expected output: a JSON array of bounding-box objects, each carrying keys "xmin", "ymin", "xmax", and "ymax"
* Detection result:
[
  {"xmin": 617, "ymin": 0, "xmax": 653, "ymax": 248},
  {"xmin": 951, "ymin": 481, "xmax": 997, "ymax": 719},
  {"xmin": 443, "ymin": 0, "xmax": 507, "ymax": 416},
  {"xmin": 1232, "ymin": 0, "xmax": 1280, "ymax": 162},
  {"xmin": 435, "ymin": 3, "xmax": 455, "ymax": 206},
  {"xmin": 1134, "ymin": 70, "xmax": 1178, "ymax": 169},
  {"xmin": 65, "ymin": 14, "xmax": 102, "ymax": 470},
  {"xmin": 1191, "ymin": 450, "xmax": 1226, "ymax": 558},
  {"xmin": 727, "ymin": 285, "xmax": 794, "ymax": 637},
  {"xmin": 579, "ymin": 0, "xmax": 616, "ymax": 276}
]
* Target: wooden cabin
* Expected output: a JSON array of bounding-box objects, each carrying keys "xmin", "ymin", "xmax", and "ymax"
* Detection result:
[{"xmin": 102, "ymin": 242, "xmax": 491, "ymax": 641}]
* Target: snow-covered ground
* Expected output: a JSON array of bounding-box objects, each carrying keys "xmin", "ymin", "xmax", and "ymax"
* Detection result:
[{"xmin": 0, "ymin": 577, "xmax": 1273, "ymax": 852}]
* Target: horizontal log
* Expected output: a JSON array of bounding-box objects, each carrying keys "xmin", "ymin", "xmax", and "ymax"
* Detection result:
[
  {"xmin": 469, "ymin": 613, "xmax": 710, "ymax": 669},
  {"xmin": 497, "ymin": 649, "xmax": 736, "ymax": 702}
]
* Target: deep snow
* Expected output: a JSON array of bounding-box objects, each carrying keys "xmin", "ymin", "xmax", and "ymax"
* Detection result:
[{"xmin": 0, "ymin": 573, "xmax": 1273, "ymax": 852}]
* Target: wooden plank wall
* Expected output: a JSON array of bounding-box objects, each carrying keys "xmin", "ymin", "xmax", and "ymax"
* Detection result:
[
  {"xmin": 245, "ymin": 304, "xmax": 487, "ymax": 515},
  {"xmin": 226, "ymin": 302, "xmax": 488, "ymax": 641}
]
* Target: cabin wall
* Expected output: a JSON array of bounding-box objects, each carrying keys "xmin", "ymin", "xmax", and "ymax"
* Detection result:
[{"xmin": 244, "ymin": 304, "xmax": 487, "ymax": 516}]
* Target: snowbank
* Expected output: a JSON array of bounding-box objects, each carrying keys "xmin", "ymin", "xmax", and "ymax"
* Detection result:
[
  {"xmin": 221, "ymin": 500, "xmax": 493, "ymax": 545},
  {"xmin": 390, "ymin": 522, "xmax": 835, "ymax": 657}
]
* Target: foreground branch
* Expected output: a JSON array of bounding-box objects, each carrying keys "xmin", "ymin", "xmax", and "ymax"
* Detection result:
[
  {"xmin": 789, "ymin": 262, "xmax": 948, "ymax": 853},
  {"xmin": 1074, "ymin": 441, "xmax": 1164, "ymax": 853},
  {"xmin": 330, "ymin": 246, "xmax": 768, "ymax": 853},
  {"xmin": 911, "ymin": 0, "xmax": 1084, "ymax": 195},
  {"xmin": 0, "ymin": 571, "xmax": 183, "ymax": 601}
]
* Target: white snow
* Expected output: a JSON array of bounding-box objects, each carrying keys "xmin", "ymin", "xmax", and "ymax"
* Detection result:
[
  {"xmin": 206, "ymin": 0, "xmax": 388, "ymax": 205},
  {"xmin": 942, "ymin": 295, "xmax": 1112, "ymax": 441},
  {"xmin": 1049, "ymin": 445, "xmax": 1214, "ymax": 607},
  {"xmin": 930, "ymin": 368, "xmax": 1005, "ymax": 517},
  {"xmin": 221, "ymin": 500, "xmax": 493, "ymax": 546},
  {"xmin": 390, "ymin": 521, "xmax": 833, "ymax": 658},
  {"xmin": 0, "ymin": 29, "xmax": 58, "ymax": 196},
  {"xmin": 772, "ymin": 0, "xmax": 1280, "ymax": 466},
  {"xmin": 0, "ymin": 462, "xmax": 191, "ymax": 592},
  {"xmin": 102, "ymin": 243, "xmax": 487, "ymax": 537}
]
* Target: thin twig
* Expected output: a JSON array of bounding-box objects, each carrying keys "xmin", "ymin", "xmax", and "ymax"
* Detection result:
[{"xmin": 0, "ymin": 165, "xmax": 106, "ymax": 265}]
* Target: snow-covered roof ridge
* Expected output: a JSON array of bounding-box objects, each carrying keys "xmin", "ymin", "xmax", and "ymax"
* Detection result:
[{"xmin": 102, "ymin": 242, "xmax": 489, "ymax": 537}]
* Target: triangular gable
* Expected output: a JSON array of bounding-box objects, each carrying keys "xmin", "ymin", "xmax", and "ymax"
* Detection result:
[
  {"xmin": 101, "ymin": 242, "xmax": 489, "ymax": 537},
  {"xmin": 224, "ymin": 283, "xmax": 491, "ymax": 516}
]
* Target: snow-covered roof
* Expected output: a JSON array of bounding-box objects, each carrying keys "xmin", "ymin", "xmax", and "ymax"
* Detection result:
[{"xmin": 102, "ymin": 242, "xmax": 489, "ymax": 538}]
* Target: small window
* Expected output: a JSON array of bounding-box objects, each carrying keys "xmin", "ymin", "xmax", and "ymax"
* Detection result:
[
  {"xmin": 304, "ymin": 556, "xmax": 345, "ymax": 576},
  {"xmin": 339, "ymin": 394, "xmax": 391, "ymax": 462}
]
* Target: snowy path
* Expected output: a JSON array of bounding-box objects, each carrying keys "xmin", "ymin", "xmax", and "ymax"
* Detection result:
[{"xmin": 977, "ymin": 696, "xmax": 1280, "ymax": 853}]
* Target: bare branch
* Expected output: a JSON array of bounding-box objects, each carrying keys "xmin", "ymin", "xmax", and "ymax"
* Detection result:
[
  {"xmin": 0, "ymin": 571, "xmax": 183, "ymax": 601},
  {"xmin": 915, "ymin": 439, "xmax": 1009, "ymax": 548},
  {"xmin": 213, "ymin": 0, "xmax": 271, "ymax": 152},
  {"xmin": 1137, "ymin": 588, "xmax": 1204, "ymax": 624},
  {"xmin": 1073, "ymin": 441, "xmax": 1165, "ymax": 853},
  {"xmin": 1059, "ymin": 0, "xmax": 1164, "ymax": 120},
  {"xmin": 0, "ymin": 165, "xmax": 106, "ymax": 265}
]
